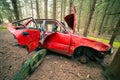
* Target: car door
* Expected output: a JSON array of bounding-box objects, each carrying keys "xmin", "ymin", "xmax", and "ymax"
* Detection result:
[
  {"xmin": 50, "ymin": 32, "xmax": 71, "ymax": 55},
  {"xmin": 43, "ymin": 22, "xmax": 71, "ymax": 55},
  {"xmin": 7, "ymin": 23, "xmax": 40, "ymax": 52}
]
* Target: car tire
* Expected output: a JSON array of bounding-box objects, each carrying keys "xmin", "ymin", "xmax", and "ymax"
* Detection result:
[
  {"xmin": 72, "ymin": 47, "xmax": 88, "ymax": 64},
  {"xmin": 79, "ymin": 55, "xmax": 88, "ymax": 64}
]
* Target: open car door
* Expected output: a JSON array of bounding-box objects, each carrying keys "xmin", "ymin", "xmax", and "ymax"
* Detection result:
[
  {"xmin": 7, "ymin": 19, "xmax": 40, "ymax": 52},
  {"xmin": 64, "ymin": 6, "xmax": 76, "ymax": 33}
]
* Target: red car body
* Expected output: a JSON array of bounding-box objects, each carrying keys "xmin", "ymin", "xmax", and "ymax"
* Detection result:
[{"xmin": 7, "ymin": 7, "xmax": 112, "ymax": 63}]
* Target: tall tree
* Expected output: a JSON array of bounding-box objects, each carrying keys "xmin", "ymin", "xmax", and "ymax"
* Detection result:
[
  {"xmin": 53, "ymin": 0, "xmax": 56, "ymax": 19},
  {"xmin": 104, "ymin": 47, "xmax": 120, "ymax": 80},
  {"xmin": 17, "ymin": 0, "xmax": 23, "ymax": 19},
  {"xmin": 63, "ymin": 0, "xmax": 66, "ymax": 17},
  {"xmin": 77, "ymin": 0, "xmax": 83, "ymax": 32},
  {"xmin": 11, "ymin": 0, "xmax": 20, "ymax": 20},
  {"xmin": 0, "ymin": 12, "xmax": 3, "ymax": 24},
  {"xmin": 98, "ymin": 0, "xmax": 109, "ymax": 35},
  {"xmin": 83, "ymin": 0, "xmax": 97, "ymax": 37},
  {"xmin": 44, "ymin": 0, "xmax": 48, "ymax": 19},
  {"xmin": 92, "ymin": 12, "xmax": 98, "ymax": 33},
  {"xmin": 109, "ymin": 17, "xmax": 120, "ymax": 45},
  {"xmin": 60, "ymin": 0, "xmax": 63, "ymax": 21},
  {"xmin": 36, "ymin": 0, "xmax": 40, "ymax": 18},
  {"xmin": 31, "ymin": 0, "xmax": 33, "ymax": 17},
  {"xmin": 69, "ymin": 0, "xmax": 73, "ymax": 14}
]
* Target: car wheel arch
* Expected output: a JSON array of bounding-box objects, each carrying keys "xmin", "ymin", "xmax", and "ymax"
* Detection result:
[{"xmin": 72, "ymin": 46, "xmax": 104, "ymax": 62}]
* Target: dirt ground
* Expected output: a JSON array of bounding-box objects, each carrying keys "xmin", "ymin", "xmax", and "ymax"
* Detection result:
[{"xmin": 0, "ymin": 30, "xmax": 113, "ymax": 80}]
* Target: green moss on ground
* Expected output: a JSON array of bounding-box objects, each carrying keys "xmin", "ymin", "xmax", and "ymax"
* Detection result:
[{"xmin": 0, "ymin": 27, "xmax": 6, "ymax": 31}]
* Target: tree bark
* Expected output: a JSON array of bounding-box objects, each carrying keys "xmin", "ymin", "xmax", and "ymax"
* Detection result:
[
  {"xmin": 44, "ymin": 0, "xmax": 48, "ymax": 30},
  {"xmin": 0, "ymin": 12, "xmax": 3, "ymax": 23},
  {"xmin": 31, "ymin": 0, "xmax": 33, "ymax": 17},
  {"xmin": 60, "ymin": 0, "xmax": 63, "ymax": 21},
  {"xmin": 77, "ymin": 0, "xmax": 83, "ymax": 32},
  {"xmin": 36, "ymin": 0, "xmax": 40, "ymax": 18},
  {"xmin": 17, "ymin": 0, "xmax": 22, "ymax": 19},
  {"xmin": 92, "ymin": 13, "xmax": 98, "ymax": 33},
  {"xmin": 63, "ymin": 0, "xmax": 66, "ymax": 17},
  {"xmin": 53, "ymin": 0, "xmax": 56, "ymax": 19},
  {"xmin": 83, "ymin": 0, "xmax": 97, "ymax": 37},
  {"xmin": 11, "ymin": 0, "xmax": 20, "ymax": 20},
  {"xmin": 69, "ymin": 0, "xmax": 73, "ymax": 14},
  {"xmin": 109, "ymin": 18, "xmax": 120, "ymax": 45},
  {"xmin": 104, "ymin": 47, "xmax": 120, "ymax": 80},
  {"xmin": 44, "ymin": 0, "xmax": 48, "ymax": 19}
]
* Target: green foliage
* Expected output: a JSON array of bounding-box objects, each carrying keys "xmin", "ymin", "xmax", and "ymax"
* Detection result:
[{"xmin": 0, "ymin": 0, "xmax": 14, "ymax": 22}]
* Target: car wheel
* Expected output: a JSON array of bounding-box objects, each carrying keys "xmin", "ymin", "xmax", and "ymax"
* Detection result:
[
  {"xmin": 72, "ymin": 47, "xmax": 88, "ymax": 64},
  {"xmin": 79, "ymin": 55, "xmax": 88, "ymax": 64}
]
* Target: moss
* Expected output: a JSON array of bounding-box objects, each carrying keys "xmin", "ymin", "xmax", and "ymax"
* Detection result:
[{"xmin": 0, "ymin": 27, "xmax": 6, "ymax": 31}]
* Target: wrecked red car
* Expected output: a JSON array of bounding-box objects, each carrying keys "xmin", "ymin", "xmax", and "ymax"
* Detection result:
[{"xmin": 7, "ymin": 8, "xmax": 112, "ymax": 63}]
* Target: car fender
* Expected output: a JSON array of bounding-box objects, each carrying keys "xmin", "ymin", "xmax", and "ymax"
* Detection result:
[{"xmin": 69, "ymin": 35, "xmax": 111, "ymax": 55}]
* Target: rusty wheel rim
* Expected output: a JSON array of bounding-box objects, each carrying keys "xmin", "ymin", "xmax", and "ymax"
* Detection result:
[{"xmin": 79, "ymin": 56, "xmax": 87, "ymax": 64}]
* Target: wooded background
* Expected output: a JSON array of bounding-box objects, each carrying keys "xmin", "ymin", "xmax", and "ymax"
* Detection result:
[
  {"xmin": 0, "ymin": 0, "xmax": 120, "ymax": 46},
  {"xmin": 0, "ymin": 0, "xmax": 120, "ymax": 79}
]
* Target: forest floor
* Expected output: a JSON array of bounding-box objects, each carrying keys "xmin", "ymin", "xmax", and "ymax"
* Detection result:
[{"xmin": 0, "ymin": 29, "xmax": 116, "ymax": 80}]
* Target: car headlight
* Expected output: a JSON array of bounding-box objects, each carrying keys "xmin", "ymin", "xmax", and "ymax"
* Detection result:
[{"xmin": 108, "ymin": 47, "xmax": 113, "ymax": 55}]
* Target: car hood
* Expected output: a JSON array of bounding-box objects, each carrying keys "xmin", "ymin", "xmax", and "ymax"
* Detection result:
[
  {"xmin": 72, "ymin": 34, "xmax": 111, "ymax": 52},
  {"xmin": 64, "ymin": 6, "xmax": 76, "ymax": 33}
]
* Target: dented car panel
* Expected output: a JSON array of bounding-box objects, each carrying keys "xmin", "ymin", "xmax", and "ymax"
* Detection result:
[
  {"xmin": 43, "ymin": 32, "xmax": 71, "ymax": 55},
  {"xmin": 7, "ymin": 23, "xmax": 40, "ymax": 52},
  {"xmin": 69, "ymin": 34, "xmax": 111, "ymax": 55}
]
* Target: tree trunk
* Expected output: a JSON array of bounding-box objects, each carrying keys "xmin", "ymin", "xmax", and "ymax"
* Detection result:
[
  {"xmin": 36, "ymin": 0, "xmax": 40, "ymax": 18},
  {"xmin": 44, "ymin": 0, "xmax": 48, "ymax": 19},
  {"xmin": 69, "ymin": 0, "xmax": 73, "ymax": 14},
  {"xmin": 92, "ymin": 13, "xmax": 98, "ymax": 33},
  {"xmin": 53, "ymin": 0, "xmax": 56, "ymax": 19},
  {"xmin": 77, "ymin": 0, "xmax": 83, "ymax": 32},
  {"xmin": 0, "ymin": 12, "xmax": 3, "ymax": 23},
  {"xmin": 44, "ymin": 0, "xmax": 48, "ymax": 30},
  {"xmin": 11, "ymin": 0, "xmax": 20, "ymax": 20},
  {"xmin": 17, "ymin": 0, "xmax": 22, "ymax": 19},
  {"xmin": 60, "ymin": 0, "xmax": 63, "ymax": 21},
  {"xmin": 24, "ymin": 1, "xmax": 28, "ymax": 18},
  {"xmin": 63, "ymin": 0, "xmax": 66, "ymax": 17},
  {"xmin": 98, "ymin": 0, "xmax": 109, "ymax": 35},
  {"xmin": 109, "ymin": 18, "xmax": 120, "ymax": 45},
  {"xmin": 83, "ymin": 0, "xmax": 97, "ymax": 37},
  {"xmin": 104, "ymin": 47, "xmax": 120, "ymax": 80},
  {"xmin": 31, "ymin": 0, "xmax": 33, "ymax": 17}
]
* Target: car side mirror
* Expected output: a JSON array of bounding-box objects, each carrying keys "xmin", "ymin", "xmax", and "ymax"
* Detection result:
[{"xmin": 22, "ymin": 32, "xmax": 29, "ymax": 36}]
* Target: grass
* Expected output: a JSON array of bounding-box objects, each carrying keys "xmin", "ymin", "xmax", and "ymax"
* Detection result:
[
  {"xmin": 88, "ymin": 36, "xmax": 120, "ymax": 48},
  {"xmin": 0, "ymin": 27, "xmax": 6, "ymax": 31}
]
